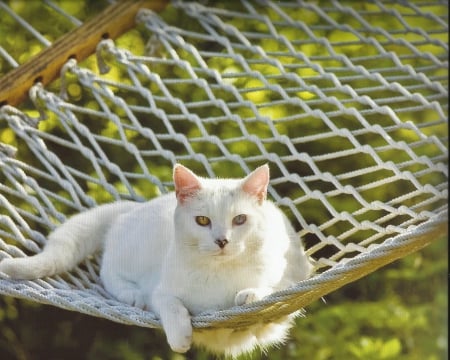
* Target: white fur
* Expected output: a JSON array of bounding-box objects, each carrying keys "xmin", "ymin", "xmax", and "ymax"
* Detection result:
[{"xmin": 0, "ymin": 164, "xmax": 313, "ymax": 357}]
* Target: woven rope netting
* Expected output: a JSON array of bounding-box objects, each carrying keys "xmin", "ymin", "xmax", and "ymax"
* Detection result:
[{"xmin": 0, "ymin": 0, "xmax": 448, "ymax": 330}]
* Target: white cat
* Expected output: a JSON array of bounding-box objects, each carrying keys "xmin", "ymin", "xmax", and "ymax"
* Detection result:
[{"xmin": 0, "ymin": 164, "xmax": 313, "ymax": 357}]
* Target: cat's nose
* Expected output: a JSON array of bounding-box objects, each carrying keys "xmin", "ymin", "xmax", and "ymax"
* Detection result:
[{"xmin": 214, "ymin": 238, "xmax": 229, "ymax": 249}]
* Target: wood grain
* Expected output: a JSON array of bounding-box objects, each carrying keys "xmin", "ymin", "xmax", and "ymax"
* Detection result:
[{"xmin": 0, "ymin": 0, "xmax": 169, "ymax": 107}]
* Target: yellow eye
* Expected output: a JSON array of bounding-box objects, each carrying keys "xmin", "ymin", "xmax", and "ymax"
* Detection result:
[
  {"xmin": 232, "ymin": 214, "xmax": 247, "ymax": 226},
  {"xmin": 195, "ymin": 216, "xmax": 211, "ymax": 226}
]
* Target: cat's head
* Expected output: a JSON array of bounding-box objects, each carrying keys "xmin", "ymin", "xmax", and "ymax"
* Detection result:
[{"xmin": 173, "ymin": 164, "xmax": 269, "ymax": 259}]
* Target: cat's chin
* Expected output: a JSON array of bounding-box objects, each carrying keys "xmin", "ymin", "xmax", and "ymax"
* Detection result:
[{"xmin": 201, "ymin": 247, "xmax": 244, "ymax": 259}]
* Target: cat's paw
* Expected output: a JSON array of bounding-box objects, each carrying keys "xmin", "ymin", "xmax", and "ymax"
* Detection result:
[
  {"xmin": 156, "ymin": 296, "xmax": 193, "ymax": 353},
  {"xmin": 116, "ymin": 289, "xmax": 148, "ymax": 309},
  {"xmin": 168, "ymin": 332, "xmax": 192, "ymax": 353},
  {"xmin": 235, "ymin": 287, "xmax": 272, "ymax": 306},
  {"xmin": 235, "ymin": 289, "xmax": 259, "ymax": 305},
  {"xmin": 166, "ymin": 319, "xmax": 193, "ymax": 353}
]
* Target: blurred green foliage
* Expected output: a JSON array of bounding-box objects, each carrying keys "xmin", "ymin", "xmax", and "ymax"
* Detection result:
[
  {"xmin": 0, "ymin": 1, "xmax": 447, "ymax": 359},
  {"xmin": 0, "ymin": 0, "xmax": 111, "ymax": 73}
]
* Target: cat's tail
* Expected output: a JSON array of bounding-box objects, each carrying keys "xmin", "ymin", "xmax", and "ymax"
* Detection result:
[{"xmin": 0, "ymin": 201, "xmax": 137, "ymax": 280}]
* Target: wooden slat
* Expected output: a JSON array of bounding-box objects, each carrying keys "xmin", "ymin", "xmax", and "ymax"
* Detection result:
[{"xmin": 0, "ymin": 0, "xmax": 169, "ymax": 107}]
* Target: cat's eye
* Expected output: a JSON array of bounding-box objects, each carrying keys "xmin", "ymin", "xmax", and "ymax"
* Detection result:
[
  {"xmin": 232, "ymin": 214, "xmax": 247, "ymax": 226},
  {"xmin": 195, "ymin": 216, "xmax": 211, "ymax": 226}
]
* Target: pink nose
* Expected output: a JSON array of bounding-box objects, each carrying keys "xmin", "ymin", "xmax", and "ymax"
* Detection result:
[{"xmin": 215, "ymin": 238, "xmax": 228, "ymax": 249}]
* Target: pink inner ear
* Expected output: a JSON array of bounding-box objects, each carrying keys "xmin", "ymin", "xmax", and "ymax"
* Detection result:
[
  {"xmin": 242, "ymin": 164, "xmax": 269, "ymax": 203},
  {"xmin": 174, "ymin": 164, "xmax": 202, "ymax": 203}
]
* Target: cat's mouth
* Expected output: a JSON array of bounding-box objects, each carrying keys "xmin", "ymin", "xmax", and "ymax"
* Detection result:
[
  {"xmin": 197, "ymin": 243, "xmax": 243, "ymax": 259},
  {"xmin": 214, "ymin": 249, "xmax": 228, "ymax": 256},
  {"xmin": 209, "ymin": 246, "xmax": 243, "ymax": 259},
  {"xmin": 206, "ymin": 248, "xmax": 228, "ymax": 257}
]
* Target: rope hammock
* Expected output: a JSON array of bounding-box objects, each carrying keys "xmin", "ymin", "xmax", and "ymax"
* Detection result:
[{"xmin": 0, "ymin": 0, "xmax": 448, "ymax": 334}]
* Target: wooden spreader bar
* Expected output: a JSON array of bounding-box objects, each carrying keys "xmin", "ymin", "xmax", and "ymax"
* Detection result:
[{"xmin": 0, "ymin": 0, "xmax": 169, "ymax": 107}]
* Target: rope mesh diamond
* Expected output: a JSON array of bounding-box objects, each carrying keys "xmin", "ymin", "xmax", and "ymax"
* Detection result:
[{"xmin": 0, "ymin": 0, "xmax": 448, "ymax": 329}]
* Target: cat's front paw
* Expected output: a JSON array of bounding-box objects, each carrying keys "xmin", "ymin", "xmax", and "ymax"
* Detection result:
[
  {"xmin": 166, "ymin": 318, "xmax": 193, "ymax": 353},
  {"xmin": 116, "ymin": 289, "xmax": 148, "ymax": 309},
  {"xmin": 168, "ymin": 332, "xmax": 192, "ymax": 353},
  {"xmin": 235, "ymin": 287, "xmax": 272, "ymax": 306}
]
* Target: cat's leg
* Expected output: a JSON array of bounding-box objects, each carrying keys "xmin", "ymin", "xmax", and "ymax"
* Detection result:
[
  {"xmin": 101, "ymin": 270, "xmax": 148, "ymax": 309},
  {"xmin": 235, "ymin": 287, "xmax": 273, "ymax": 306},
  {"xmin": 152, "ymin": 294, "xmax": 192, "ymax": 353}
]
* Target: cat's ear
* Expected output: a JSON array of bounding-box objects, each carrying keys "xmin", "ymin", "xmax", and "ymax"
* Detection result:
[
  {"xmin": 241, "ymin": 164, "xmax": 269, "ymax": 204},
  {"xmin": 173, "ymin": 164, "xmax": 202, "ymax": 204}
]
